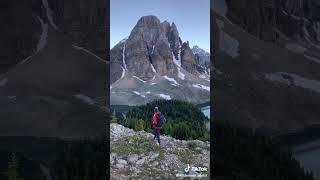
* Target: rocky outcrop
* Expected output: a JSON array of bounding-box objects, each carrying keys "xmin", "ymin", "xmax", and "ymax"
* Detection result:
[
  {"xmin": 110, "ymin": 123, "xmax": 210, "ymax": 179},
  {"xmin": 167, "ymin": 22, "xmax": 182, "ymax": 60},
  {"xmin": 181, "ymin": 42, "xmax": 197, "ymax": 74},
  {"xmin": 125, "ymin": 15, "xmax": 174, "ymax": 80}
]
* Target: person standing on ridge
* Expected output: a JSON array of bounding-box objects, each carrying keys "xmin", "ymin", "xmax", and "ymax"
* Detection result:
[{"xmin": 153, "ymin": 107, "xmax": 167, "ymax": 146}]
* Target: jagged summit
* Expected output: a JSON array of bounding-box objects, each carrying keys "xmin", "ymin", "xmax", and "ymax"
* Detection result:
[
  {"xmin": 110, "ymin": 15, "xmax": 210, "ymax": 105},
  {"xmin": 136, "ymin": 15, "xmax": 161, "ymax": 27}
]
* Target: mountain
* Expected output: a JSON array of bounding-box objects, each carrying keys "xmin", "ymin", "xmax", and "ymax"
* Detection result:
[
  {"xmin": 110, "ymin": 15, "xmax": 210, "ymax": 105},
  {"xmin": 212, "ymin": 1, "xmax": 320, "ymax": 132},
  {"xmin": 110, "ymin": 123, "xmax": 210, "ymax": 179},
  {"xmin": 0, "ymin": 0, "xmax": 107, "ymax": 138},
  {"xmin": 192, "ymin": 46, "xmax": 210, "ymax": 75},
  {"xmin": 0, "ymin": 0, "xmax": 107, "ymax": 74}
]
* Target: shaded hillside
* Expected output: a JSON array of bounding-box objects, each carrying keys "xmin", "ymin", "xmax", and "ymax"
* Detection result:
[
  {"xmin": 212, "ymin": 4, "xmax": 320, "ymax": 132},
  {"xmin": 214, "ymin": 121, "xmax": 315, "ymax": 180},
  {"xmin": 0, "ymin": 29, "xmax": 107, "ymax": 138}
]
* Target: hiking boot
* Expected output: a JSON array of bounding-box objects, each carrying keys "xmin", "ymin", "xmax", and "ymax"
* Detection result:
[{"xmin": 156, "ymin": 142, "xmax": 160, "ymax": 146}]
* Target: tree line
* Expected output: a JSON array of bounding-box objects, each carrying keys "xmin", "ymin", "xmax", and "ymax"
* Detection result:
[{"xmin": 112, "ymin": 99, "xmax": 210, "ymax": 141}]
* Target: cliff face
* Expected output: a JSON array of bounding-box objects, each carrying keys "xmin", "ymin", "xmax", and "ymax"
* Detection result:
[
  {"xmin": 110, "ymin": 15, "xmax": 208, "ymax": 84},
  {"xmin": 110, "ymin": 123, "xmax": 210, "ymax": 179},
  {"xmin": 48, "ymin": 0, "xmax": 108, "ymax": 59},
  {"xmin": 110, "ymin": 15, "xmax": 210, "ymax": 105}
]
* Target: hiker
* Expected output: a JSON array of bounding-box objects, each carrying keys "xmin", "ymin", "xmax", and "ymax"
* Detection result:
[{"xmin": 153, "ymin": 107, "xmax": 167, "ymax": 146}]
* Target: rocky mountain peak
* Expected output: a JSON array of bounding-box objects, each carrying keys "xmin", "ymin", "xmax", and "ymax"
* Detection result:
[
  {"xmin": 135, "ymin": 15, "xmax": 161, "ymax": 27},
  {"xmin": 110, "ymin": 15, "xmax": 210, "ymax": 105},
  {"xmin": 111, "ymin": 15, "xmax": 207, "ymax": 83}
]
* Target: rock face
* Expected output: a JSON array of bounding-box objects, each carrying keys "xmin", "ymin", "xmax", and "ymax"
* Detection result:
[
  {"xmin": 110, "ymin": 123, "xmax": 210, "ymax": 179},
  {"xmin": 0, "ymin": 0, "xmax": 107, "ymax": 74},
  {"xmin": 110, "ymin": 15, "xmax": 208, "ymax": 84},
  {"xmin": 48, "ymin": 0, "xmax": 108, "ymax": 59},
  {"xmin": 181, "ymin": 41, "xmax": 198, "ymax": 75},
  {"xmin": 110, "ymin": 15, "xmax": 210, "ymax": 105}
]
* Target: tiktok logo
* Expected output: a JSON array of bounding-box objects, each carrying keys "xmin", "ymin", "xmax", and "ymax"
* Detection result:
[{"xmin": 184, "ymin": 164, "xmax": 190, "ymax": 173}]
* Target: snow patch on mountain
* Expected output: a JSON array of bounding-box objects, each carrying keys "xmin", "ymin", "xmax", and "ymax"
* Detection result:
[
  {"xmin": 172, "ymin": 52, "xmax": 181, "ymax": 67},
  {"xmin": 219, "ymin": 31, "xmax": 240, "ymax": 58},
  {"xmin": 265, "ymin": 72, "xmax": 320, "ymax": 93},
  {"xmin": 18, "ymin": 56, "xmax": 32, "ymax": 65},
  {"xmin": 151, "ymin": 64, "xmax": 156, "ymax": 73},
  {"xmin": 304, "ymin": 54, "xmax": 320, "ymax": 64},
  {"xmin": 164, "ymin": 76, "xmax": 180, "ymax": 86},
  {"xmin": 159, "ymin": 94, "xmax": 171, "ymax": 100},
  {"xmin": 73, "ymin": 94, "xmax": 95, "ymax": 105},
  {"xmin": 36, "ymin": 17, "xmax": 48, "ymax": 52},
  {"xmin": 42, "ymin": 0, "xmax": 58, "ymax": 30},
  {"xmin": 133, "ymin": 91, "xmax": 146, "ymax": 98},
  {"xmin": 73, "ymin": 46, "xmax": 106, "ymax": 63},
  {"xmin": 133, "ymin": 76, "xmax": 146, "ymax": 83},
  {"xmin": 199, "ymin": 74, "xmax": 206, "ymax": 79},
  {"xmin": 286, "ymin": 43, "xmax": 307, "ymax": 54},
  {"xmin": 151, "ymin": 45, "xmax": 155, "ymax": 54},
  {"xmin": 122, "ymin": 43, "xmax": 128, "ymax": 70},
  {"xmin": 120, "ymin": 67, "xmax": 125, "ymax": 79},
  {"xmin": 177, "ymin": 68, "xmax": 185, "ymax": 80},
  {"xmin": 192, "ymin": 84, "xmax": 210, "ymax": 91},
  {"xmin": 0, "ymin": 78, "xmax": 8, "ymax": 87}
]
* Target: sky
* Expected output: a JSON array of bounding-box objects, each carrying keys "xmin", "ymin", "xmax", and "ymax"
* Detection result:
[{"xmin": 110, "ymin": 0, "xmax": 210, "ymax": 52}]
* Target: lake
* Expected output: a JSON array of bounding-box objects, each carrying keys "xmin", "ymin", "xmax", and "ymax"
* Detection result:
[
  {"xmin": 201, "ymin": 106, "xmax": 210, "ymax": 130},
  {"xmin": 293, "ymin": 140, "xmax": 320, "ymax": 180}
]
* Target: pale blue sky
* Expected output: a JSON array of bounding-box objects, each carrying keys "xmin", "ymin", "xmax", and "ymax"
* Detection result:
[{"xmin": 110, "ymin": 0, "xmax": 210, "ymax": 52}]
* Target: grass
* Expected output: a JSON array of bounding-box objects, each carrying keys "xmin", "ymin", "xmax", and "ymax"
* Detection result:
[{"xmin": 111, "ymin": 135, "xmax": 156, "ymax": 155}]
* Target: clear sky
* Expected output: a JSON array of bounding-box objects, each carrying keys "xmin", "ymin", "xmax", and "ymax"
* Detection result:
[{"xmin": 110, "ymin": 0, "xmax": 210, "ymax": 52}]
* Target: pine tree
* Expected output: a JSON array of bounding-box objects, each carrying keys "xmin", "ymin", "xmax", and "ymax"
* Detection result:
[
  {"xmin": 5, "ymin": 152, "xmax": 24, "ymax": 180},
  {"xmin": 111, "ymin": 110, "xmax": 117, "ymax": 124}
]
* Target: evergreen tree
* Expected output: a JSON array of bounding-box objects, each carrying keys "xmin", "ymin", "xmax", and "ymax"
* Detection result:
[
  {"xmin": 5, "ymin": 152, "xmax": 24, "ymax": 180},
  {"xmin": 111, "ymin": 110, "xmax": 118, "ymax": 123},
  {"xmin": 125, "ymin": 99, "xmax": 210, "ymax": 141}
]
